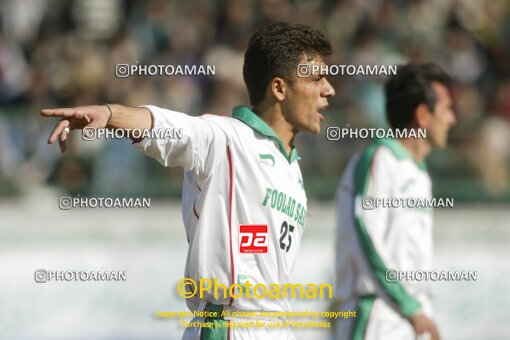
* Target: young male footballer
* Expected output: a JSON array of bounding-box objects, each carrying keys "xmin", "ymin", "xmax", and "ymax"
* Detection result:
[
  {"xmin": 41, "ymin": 23, "xmax": 335, "ymax": 339},
  {"xmin": 334, "ymin": 63, "xmax": 455, "ymax": 340}
]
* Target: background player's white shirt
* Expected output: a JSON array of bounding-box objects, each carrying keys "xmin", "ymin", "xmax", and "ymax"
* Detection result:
[
  {"xmin": 335, "ymin": 138, "xmax": 433, "ymax": 318},
  {"xmin": 134, "ymin": 105, "xmax": 307, "ymax": 313}
]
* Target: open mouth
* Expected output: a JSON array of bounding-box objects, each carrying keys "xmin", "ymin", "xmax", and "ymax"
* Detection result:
[{"xmin": 317, "ymin": 105, "xmax": 328, "ymax": 121}]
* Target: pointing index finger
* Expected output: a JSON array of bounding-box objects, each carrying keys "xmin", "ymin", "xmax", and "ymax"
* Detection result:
[{"xmin": 40, "ymin": 108, "xmax": 79, "ymax": 118}]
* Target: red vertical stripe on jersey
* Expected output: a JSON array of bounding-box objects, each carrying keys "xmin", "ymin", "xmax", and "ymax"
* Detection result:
[{"xmin": 227, "ymin": 145, "xmax": 235, "ymax": 306}]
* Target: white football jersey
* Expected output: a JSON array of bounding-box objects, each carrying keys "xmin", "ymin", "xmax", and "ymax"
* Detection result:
[
  {"xmin": 335, "ymin": 138, "xmax": 433, "ymax": 318},
  {"xmin": 134, "ymin": 105, "xmax": 307, "ymax": 313}
]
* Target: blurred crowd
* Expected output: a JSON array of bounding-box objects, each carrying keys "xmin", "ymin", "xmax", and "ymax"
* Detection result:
[{"xmin": 0, "ymin": 0, "xmax": 509, "ymax": 200}]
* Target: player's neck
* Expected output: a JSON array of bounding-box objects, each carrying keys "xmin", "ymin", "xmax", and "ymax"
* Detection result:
[
  {"xmin": 254, "ymin": 105, "xmax": 295, "ymax": 155},
  {"xmin": 397, "ymin": 138, "xmax": 431, "ymax": 163}
]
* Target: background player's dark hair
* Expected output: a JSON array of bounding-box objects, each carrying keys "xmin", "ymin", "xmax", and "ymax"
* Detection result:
[
  {"xmin": 243, "ymin": 22, "xmax": 332, "ymax": 107},
  {"xmin": 385, "ymin": 63, "xmax": 450, "ymax": 129}
]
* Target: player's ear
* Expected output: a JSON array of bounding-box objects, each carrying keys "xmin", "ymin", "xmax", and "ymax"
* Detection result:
[
  {"xmin": 414, "ymin": 103, "xmax": 432, "ymax": 129},
  {"xmin": 271, "ymin": 77, "xmax": 287, "ymax": 102}
]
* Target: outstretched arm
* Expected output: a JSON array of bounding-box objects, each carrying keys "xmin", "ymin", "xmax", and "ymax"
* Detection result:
[{"xmin": 40, "ymin": 104, "xmax": 152, "ymax": 152}]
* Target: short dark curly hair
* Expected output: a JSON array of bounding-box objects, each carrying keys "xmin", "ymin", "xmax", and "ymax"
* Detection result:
[
  {"xmin": 385, "ymin": 63, "xmax": 451, "ymax": 130},
  {"xmin": 243, "ymin": 22, "xmax": 332, "ymax": 107}
]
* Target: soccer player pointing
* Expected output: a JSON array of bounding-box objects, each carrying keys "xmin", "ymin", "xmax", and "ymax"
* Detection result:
[
  {"xmin": 334, "ymin": 64, "xmax": 455, "ymax": 340},
  {"xmin": 42, "ymin": 23, "xmax": 334, "ymax": 340}
]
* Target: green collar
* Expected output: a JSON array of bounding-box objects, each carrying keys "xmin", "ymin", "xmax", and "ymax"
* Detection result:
[
  {"xmin": 375, "ymin": 138, "xmax": 427, "ymax": 171},
  {"xmin": 232, "ymin": 106, "xmax": 301, "ymax": 163}
]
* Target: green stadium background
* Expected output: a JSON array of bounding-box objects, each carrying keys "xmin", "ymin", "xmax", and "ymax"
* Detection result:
[{"xmin": 0, "ymin": 0, "xmax": 509, "ymax": 339}]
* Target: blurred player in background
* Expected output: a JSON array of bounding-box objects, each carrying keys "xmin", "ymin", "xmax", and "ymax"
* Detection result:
[
  {"xmin": 40, "ymin": 23, "xmax": 335, "ymax": 340},
  {"xmin": 333, "ymin": 63, "xmax": 456, "ymax": 340}
]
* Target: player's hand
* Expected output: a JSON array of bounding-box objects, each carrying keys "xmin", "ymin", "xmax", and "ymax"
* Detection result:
[
  {"xmin": 40, "ymin": 105, "xmax": 111, "ymax": 153},
  {"xmin": 410, "ymin": 313, "xmax": 440, "ymax": 340}
]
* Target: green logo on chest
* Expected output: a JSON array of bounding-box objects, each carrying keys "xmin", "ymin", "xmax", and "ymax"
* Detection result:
[{"xmin": 259, "ymin": 154, "xmax": 275, "ymax": 167}]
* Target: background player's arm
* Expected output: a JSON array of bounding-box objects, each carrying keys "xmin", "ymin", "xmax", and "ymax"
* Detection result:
[
  {"xmin": 41, "ymin": 104, "xmax": 152, "ymax": 152},
  {"xmin": 354, "ymin": 147, "xmax": 439, "ymax": 339},
  {"xmin": 410, "ymin": 313, "xmax": 440, "ymax": 340}
]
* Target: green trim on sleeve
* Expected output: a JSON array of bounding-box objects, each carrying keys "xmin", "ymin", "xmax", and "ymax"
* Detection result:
[
  {"xmin": 232, "ymin": 106, "xmax": 300, "ymax": 163},
  {"xmin": 351, "ymin": 295, "xmax": 375, "ymax": 340},
  {"xmin": 353, "ymin": 143, "xmax": 422, "ymax": 317},
  {"xmin": 375, "ymin": 138, "xmax": 427, "ymax": 172}
]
